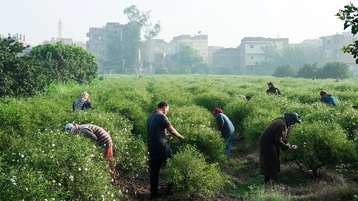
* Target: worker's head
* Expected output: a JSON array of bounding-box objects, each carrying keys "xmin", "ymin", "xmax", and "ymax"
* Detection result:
[
  {"xmin": 65, "ymin": 123, "xmax": 77, "ymax": 132},
  {"xmin": 267, "ymin": 82, "xmax": 274, "ymax": 88},
  {"xmin": 213, "ymin": 108, "xmax": 223, "ymax": 116},
  {"xmin": 158, "ymin": 101, "xmax": 169, "ymax": 114},
  {"xmin": 320, "ymin": 90, "xmax": 327, "ymax": 96},
  {"xmin": 81, "ymin": 92, "xmax": 89, "ymax": 100},
  {"xmin": 284, "ymin": 112, "xmax": 302, "ymax": 126}
]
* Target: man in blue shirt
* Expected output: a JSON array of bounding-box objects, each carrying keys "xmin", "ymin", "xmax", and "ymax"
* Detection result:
[
  {"xmin": 213, "ymin": 108, "xmax": 235, "ymax": 156},
  {"xmin": 146, "ymin": 101, "xmax": 184, "ymax": 199}
]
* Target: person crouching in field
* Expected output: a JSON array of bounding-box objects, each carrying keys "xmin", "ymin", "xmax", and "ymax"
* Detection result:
[
  {"xmin": 213, "ymin": 108, "xmax": 235, "ymax": 156},
  {"xmin": 320, "ymin": 90, "xmax": 339, "ymax": 106},
  {"xmin": 73, "ymin": 92, "xmax": 93, "ymax": 111},
  {"xmin": 266, "ymin": 82, "xmax": 282, "ymax": 96},
  {"xmin": 65, "ymin": 123, "xmax": 116, "ymax": 183},
  {"xmin": 259, "ymin": 112, "xmax": 301, "ymax": 184}
]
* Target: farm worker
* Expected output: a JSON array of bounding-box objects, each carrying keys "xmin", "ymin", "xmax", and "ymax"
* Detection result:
[
  {"xmin": 65, "ymin": 123, "xmax": 116, "ymax": 183},
  {"xmin": 320, "ymin": 90, "xmax": 339, "ymax": 106},
  {"xmin": 146, "ymin": 101, "xmax": 184, "ymax": 199},
  {"xmin": 237, "ymin": 94, "xmax": 252, "ymax": 101},
  {"xmin": 259, "ymin": 112, "xmax": 301, "ymax": 183},
  {"xmin": 266, "ymin": 82, "xmax": 282, "ymax": 95},
  {"xmin": 73, "ymin": 92, "xmax": 93, "ymax": 111},
  {"xmin": 213, "ymin": 108, "xmax": 235, "ymax": 156}
]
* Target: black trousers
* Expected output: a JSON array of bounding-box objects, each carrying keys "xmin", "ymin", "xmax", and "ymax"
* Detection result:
[
  {"xmin": 149, "ymin": 158, "xmax": 166, "ymax": 196},
  {"xmin": 82, "ymin": 101, "xmax": 93, "ymax": 109}
]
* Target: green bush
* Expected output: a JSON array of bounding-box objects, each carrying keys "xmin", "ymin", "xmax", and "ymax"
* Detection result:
[
  {"xmin": 168, "ymin": 105, "xmax": 226, "ymax": 164},
  {"xmin": 65, "ymin": 111, "xmax": 148, "ymax": 178},
  {"xmin": 0, "ymin": 37, "xmax": 47, "ymax": 97},
  {"xmin": 284, "ymin": 122, "xmax": 357, "ymax": 177},
  {"xmin": 28, "ymin": 42, "xmax": 98, "ymax": 84},
  {"xmin": 194, "ymin": 91, "xmax": 231, "ymax": 111},
  {"xmin": 0, "ymin": 130, "xmax": 123, "ymax": 200},
  {"xmin": 164, "ymin": 145, "xmax": 227, "ymax": 199},
  {"xmin": 244, "ymin": 108, "xmax": 281, "ymax": 147}
]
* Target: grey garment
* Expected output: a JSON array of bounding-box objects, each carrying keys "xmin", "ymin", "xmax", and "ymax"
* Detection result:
[
  {"xmin": 146, "ymin": 111, "xmax": 172, "ymax": 160},
  {"xmin": 73, "ymin": 97, "xmax": 86, "ymax": 111}
]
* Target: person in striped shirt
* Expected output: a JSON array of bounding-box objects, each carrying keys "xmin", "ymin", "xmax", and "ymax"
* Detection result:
[
  {"xmin": 65, "ymin": 123, "xmax": 116, "ymax": 183},
  {"xmin": 73, "ymin": 92, "xmax": 93, "ymax": 111}
]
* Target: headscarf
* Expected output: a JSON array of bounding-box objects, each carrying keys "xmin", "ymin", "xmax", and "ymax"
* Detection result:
[
  {"xmin": 320, "ymin": 90, "xmax": 327, "ymax": 96},
  {"xmin": 213, "ymin": 108, "xmax": 223, "ymax": 116},
  {"xmin": 284, "ymin": 112, "xmax": 302, "ymax": 126}
]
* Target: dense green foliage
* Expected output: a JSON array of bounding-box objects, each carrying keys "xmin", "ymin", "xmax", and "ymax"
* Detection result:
[
  {"xmin": 29, "ymin": 42, "xmax": 98, "ymax": 84},
  {"xmin": 273, "ymin": 64, "xmax": 297, "ymax": 77},
  {"xmin": 0, "ymin": 39, "xmax": 98, "ymax": 98},
  {"xmin": 164, "ymin": 145, "xmax": 227, "ymax": 199},
  {"xmin": 0, "ymin": 37, "xmax": 46, "ymax": 97},
  {"xmin": 274, "ymin": 61, "xmax": 352, "ymax": 78},
  {"xmin": 1, "ymin": 75, "xmax": 357, "ymax": 200},
  {"xmin": 337, "ymin": 3, "xmax": 358, "ymax": 64},
  {"xmin": 156, "ymin": 43, "xmax": 205, "ymax": 74}
]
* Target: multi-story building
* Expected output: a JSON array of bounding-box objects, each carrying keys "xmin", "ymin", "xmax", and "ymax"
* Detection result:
[
  {"xmin": 212, "ymin": 48, "xmax": 239, "ymax": 66},
  {"xmin": 208, "ymin": 46, "xmax": 224, "ymax": 66},
  {"xmin": 320, "ymin": 32, "xmax": 358, "ymax": 75},
  {"xmin": 238, "ymin": 37, "xmax": 289, "ymax": 66},
  {"xmin": 145, "ymin": 34, "xmax": 209, "ymax": 74},
  {"xmin": 172, "ymin": 34, "xmax": 209, "ymax": 64},
  {"xmin": 86, "ymin": 22, "xmax": 125, "ymax": 73},
  {"xmin": 238, "ymin": 37, "xmax": 289, "ymax": 74},
  {"xmin": 146, "ymin": 39, "xmax": 176, "ymax": 67}
]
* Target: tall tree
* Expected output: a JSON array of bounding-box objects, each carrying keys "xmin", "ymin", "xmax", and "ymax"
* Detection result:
[
  {"xmin": 261, "ymin": 44, "xmax": 281, "ymax": 61},
  {"xmin": 123, "ymin": 5, "xmax": 161, "ymax": 73},
  {"xmin": 277, "ymin": 46, "xmax": 309, "ymax": 68},
  {"xmin": 177, "ymin": 43, "xmax": 203, "ymax": 67},
  {"xmin": 297, "ymin": 63, "xmax": 320, "ymax": 78},
  {"xmin": 273, "ymin": 64, "xmax": 297, "ymax": 77},
  {"xmin": 317, "ymin": 61, "xmax": 352, "ymax": 79},
  {"xmin": 336, "ymin": 3, "xmax": 358, "ymax": 64},
  {"xmin": 104, "ymin": 28, "xmax": 125, "ymax": 74}
]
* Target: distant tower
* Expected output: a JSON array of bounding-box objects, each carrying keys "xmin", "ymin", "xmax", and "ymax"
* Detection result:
[
  {"xmin": 58, "ymin": 19, "xmax": 63, "ymax": 38},
  {"xmin": 277, "ymin": 29, "xmax": 280, "ymax": 38}
]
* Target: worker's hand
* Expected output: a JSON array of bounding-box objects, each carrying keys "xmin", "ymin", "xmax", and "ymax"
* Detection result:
[{"xmin": 290, "ymin": 145, "xmax": 298, "ymax": 150}]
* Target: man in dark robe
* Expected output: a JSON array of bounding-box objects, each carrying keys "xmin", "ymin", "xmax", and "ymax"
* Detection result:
[{"xmin": 259, "ymin": 112, "xmax": 301, "ymax": 183}]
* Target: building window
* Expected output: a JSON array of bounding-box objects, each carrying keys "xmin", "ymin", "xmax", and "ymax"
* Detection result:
[
  {"xmin": 250, "ymin": 56, "xmax": 254, "ymax": 60},
  {"xmin": 250, "ymin": 45, "xmax": 254, "ymax": 48}
]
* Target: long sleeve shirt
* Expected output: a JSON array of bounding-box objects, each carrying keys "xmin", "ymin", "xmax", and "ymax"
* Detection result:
[{"xmin": 79, "ymin": 124, "xmax": 113, "ymax": 150}]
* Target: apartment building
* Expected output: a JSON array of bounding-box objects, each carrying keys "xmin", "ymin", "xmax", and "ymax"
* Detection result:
[
  {"xmin": 238, "ymin": 37, "xmax": 289, "ymax": 66},
  {"xmin": 172, "ymin": 34, "xmax": 209, "ymax": 63},
  {"xmin": 146, "ymin": 39, "xmax": 176, "ymax": 68},
  {"xmin": 86, "ymin": 22, "xmax": 125, "ymax": 72},
  {"xmin": 237, "ymin": 37, "xmax": 289, "ymax": 74},
  {"xmin": 145, "ymin": 34, "xmax": 209, "ymax": 71},
  {"xmin": 320, "ymin": 32, "xmax": 358, "ymax": 73}
]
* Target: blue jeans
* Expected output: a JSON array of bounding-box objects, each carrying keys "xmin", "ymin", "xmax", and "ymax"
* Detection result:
[{"xmin": 224, "ymin": 132, "xmax": 234, "ymax": 156}]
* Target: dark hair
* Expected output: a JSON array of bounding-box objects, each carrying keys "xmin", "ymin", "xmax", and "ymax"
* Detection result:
[{"xmin": 158, "ymin": 101, "xmax": 168, "ymax": 108}]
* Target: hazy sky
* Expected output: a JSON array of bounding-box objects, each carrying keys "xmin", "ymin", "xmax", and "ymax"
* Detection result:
[{"xmin": 1, "ymin": 0, "xmax": 354, "ymax": 48}]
